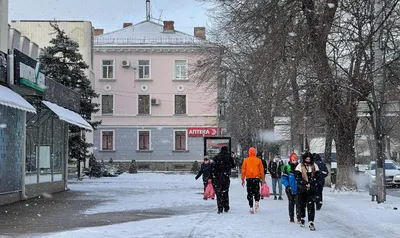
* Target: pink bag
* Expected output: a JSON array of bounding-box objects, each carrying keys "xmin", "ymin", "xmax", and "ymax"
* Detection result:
[
  {"xmin": 204, "ymin": 179, "xmax": 215, "ymax": 199},
  {"xmin": 260, "ymin": 183, "xmax": 270, "ymax": 198}
]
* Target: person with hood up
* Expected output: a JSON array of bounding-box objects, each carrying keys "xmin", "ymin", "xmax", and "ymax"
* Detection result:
[
  {"xmin": 295, "ymin": 152, "xmax": 323, "ymax": 231},
  {"xmin": 241, "ymin": 147, "xmax": 265, "ymax": 214},
  {"xmin": 312, "ymin": 153, "xmax": 329, "ymax": 210},
  {"xmin": 257, "ymin": 151, "xmax": 268, "ymax": 199},
  {"xmin": 282, "ymin": 152, "xmax": 301, "ymax": 223},
  {"xmin": 268, "ymin": 154, "xmax": 284, "ymax": 200},
  {"xmin": 195, "ymin": 157, "xmax": 213, "ymax": 200},
  {"xmin": 211, "ymin": 146, "xmax": 236, "ymax": 214}
]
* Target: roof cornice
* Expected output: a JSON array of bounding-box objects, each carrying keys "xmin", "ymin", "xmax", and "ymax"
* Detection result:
[{"xmin": 93, "ymin": 45, "xmax": 202, "ymax": 53}]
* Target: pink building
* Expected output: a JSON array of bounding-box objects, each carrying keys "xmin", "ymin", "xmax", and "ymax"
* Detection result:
[{"xmin": 93, "ymin": 19, "xmax": 218, "ymax": 169}]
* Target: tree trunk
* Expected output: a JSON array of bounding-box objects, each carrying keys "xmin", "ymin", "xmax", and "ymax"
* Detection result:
[
  {"xmin": 324, "ymin": 119, "xmax": 334, "ymax": 186},
  {"xmin": 335, "ymin": 117, "xmax": 358, "ymax": 190}
]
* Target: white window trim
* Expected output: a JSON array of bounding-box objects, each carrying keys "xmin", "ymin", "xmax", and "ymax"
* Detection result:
[
  {"xmin": 137, "ymin": 129, "xmax": 152, "ymax": 151},
  {"xmin": 173, "ymin": 59, "xmax": 188, "ymax": 80},
  {"xmin": 173, "ymin": 130, "xmax": 188, "ymax": 151},
  {"xmin": 100, "ymin": 94, "xmax": 115, "ymax": 115},
  {"xmin": 137, "ymin": 59, "xmax": 152, "ymax": 80},
  {"xmin": 100, "ymin": 130, "xmax": 115, "ymax": 151},
  {"xmin": 101, "ymin": 59, "xmax": 116, "ymax": 79},
  {"xmin": 173, "ymin": 94, "xmax": 188, "ymax": 115},
  {"xmin": 137, "ymin": 94, "xmax": 152, "ymax": 115}
]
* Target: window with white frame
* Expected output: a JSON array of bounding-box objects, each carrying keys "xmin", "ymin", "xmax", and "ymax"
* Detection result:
[
  {"xmin": 138, "ymin": 95, "xmax": 150, "ymax": 114},
  {"xmin": 102, "ymin": 60, "xmax": 114, "ymax": 79},
  {"xmin": 174, "ymin": 95, "xmax": 187, "ymax": 115},
  {"xmin": 174, "ymin": 60, "xmax": 187, "ymax": 79},
  {"xmin": 101, "ymin": 95, "xmax": 113, "ymax": 115},
  {"xmin": 138, "ymin": 60, "xmax": 151, "ymax": 79},
  {"xmin": 174, "ymin": 130, "xmax": 187, "ymax": 151},
  {"xmin": 101, "ymin": 131, "xmax": 114, "ymax": 150},
  {"xmin": 138, "ymin": 130, "xmax": 151, "ymax": 151}
]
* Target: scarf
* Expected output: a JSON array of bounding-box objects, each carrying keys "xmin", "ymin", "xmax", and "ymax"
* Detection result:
[{"xmin": 301, "ymin": 163, "xmax": 316, "ymax": 182}]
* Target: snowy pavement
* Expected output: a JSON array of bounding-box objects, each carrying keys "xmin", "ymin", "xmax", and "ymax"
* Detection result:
[{"xmin": 15, "ymin": 173, "xmax": 400, "ymax": 238}]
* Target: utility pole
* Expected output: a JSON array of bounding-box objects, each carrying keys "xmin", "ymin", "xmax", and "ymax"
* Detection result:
[{"xmin": 373, "ymin": 0, "xmax": 386, "ymax": 203}]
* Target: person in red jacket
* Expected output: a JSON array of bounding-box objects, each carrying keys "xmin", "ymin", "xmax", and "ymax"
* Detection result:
[{"xmin": 241, "ymin": 147, "xmax": 265, "ymax": 214}]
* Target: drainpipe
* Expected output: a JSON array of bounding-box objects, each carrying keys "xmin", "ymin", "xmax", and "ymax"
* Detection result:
[
  {"xmin": 64, "ymin": 122, "xmax": 69, "ymax": 190},
  {"xmin": 21, "ymin": 111, "xmax": 28, "ymax": 200}
]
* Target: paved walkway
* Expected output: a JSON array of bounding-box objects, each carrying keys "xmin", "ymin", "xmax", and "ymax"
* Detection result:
[{"xmin": 0, "ymin": 189, "xmax": 209, "ymax": 237}]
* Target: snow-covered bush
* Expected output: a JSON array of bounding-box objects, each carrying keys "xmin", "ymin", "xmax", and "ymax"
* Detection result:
[
  {"xmin": 129, "ymin": 160, "xmax": 138, "ymax": 174},
  {"xmin": 191, "ymin": 161, "xmax": 200, "ymax": 174}
]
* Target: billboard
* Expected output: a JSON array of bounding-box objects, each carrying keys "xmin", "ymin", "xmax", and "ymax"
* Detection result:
[{"xmin": 203, "ymin": 137, "xmax": 232, "ymax": 158}]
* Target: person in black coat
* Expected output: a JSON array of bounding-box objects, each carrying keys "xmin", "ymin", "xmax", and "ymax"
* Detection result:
[
  {"xmin": 313, "ymin": 153, "xmax": 329, "ymax": 210},
  {"xmin": 211, "ymin": 146, "xmax": 235, "ymax": 214},
  {"xmin": 295, "ymin": 152, "xmax": 324, "ymax": 231},
  {"xmin": 195, "ymin": 157, "xmax": 213, "ymax": 200},
  {"xmin": 257, "ymin": 151, "xmax": 268, "ymax": 199}
]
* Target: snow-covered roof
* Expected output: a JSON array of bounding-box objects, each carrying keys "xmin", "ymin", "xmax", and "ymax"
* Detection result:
[
  {"xmin": 0, "ymin": 85, "xmax": 36, "ymax": 113},
  {"xmin": 94, "ymin": 20, "xmax": 203, "ymax": 46},
  {"xmin": 42, "ymin": 100, "xmax": 93, "ymax": 131}
]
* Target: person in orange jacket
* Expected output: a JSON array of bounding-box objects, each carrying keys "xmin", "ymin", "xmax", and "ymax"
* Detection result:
[{"xmin": 241, "ymin": 147, "xmax": 265, "ymax": 214}]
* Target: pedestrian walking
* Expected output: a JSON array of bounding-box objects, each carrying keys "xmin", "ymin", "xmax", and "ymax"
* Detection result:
[
  {"xmin": 257, "ymin": 151, "xmax": 268, "ymax": 199},
  {"xmin": 241, "ymin": 147, "xmax": 265, "ymax": 214},
  {"xmin": 313, "ymin": 153, "xmax": 329, "ymax": 210},
  {"xmin": 211, "ymin": 146, "xmax": 236, "ymax": 214},
  {"xmin": 268, "ymin": 154, "xmax": 284, "ymax": 200},
  {"xmin": 282, "ymin": 152, "xmax": 301, "ymax": 223},
  {"xmin": 295, "ymin": 152, "xmax": 323, "ymax": 231},
  {"xmin": 195, "ymin": 157, "xmax": 213, "ymax": 200}
]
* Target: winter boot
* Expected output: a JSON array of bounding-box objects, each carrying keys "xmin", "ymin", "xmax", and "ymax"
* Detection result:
[
  {"xmin": 297, "ymin": 217, "xmax": 302, "ymax": 224},
  {"xmin": 300, "ymin": 218, "xmax": 305, "ymax": 227},
  {"xmin": 203, "ymin": 198, "xmax": 207, "ymax": 200},
  {"xmin": 224, "ymin": 206, "xmax": 230, "ymax": 213},
  {"xmin": 249, "ymin": 208, "xmax": 255, "ymax": 214},
  {"xmin": 274, "ymin": 196, "xmax": 277, "ymax": 200},
  {"xmin": 217, "ymin": 207, "xmax": 223, "ymax": 214},
  {"xmin": 261, "ymin": 196, "xmax": 264, "ymax": 200},
  {"xmin": 255, "ymin": 201, "xmax": 260, "ymax": 212},
  {"xmin": 290, "ymin": 217, "xmax": 295, "ymax": 223},
  {"xmin": 278, "ymin": 196, "xmax": 283, "ymax": 200},
  {"xmin": 309, "ymin": 221, "xmax": 316, "ymax": 231}
]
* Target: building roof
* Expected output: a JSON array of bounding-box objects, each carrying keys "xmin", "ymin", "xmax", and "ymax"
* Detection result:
[{"xmin": 94, "ymin": 20, "xmax": 203, "ymax": 46}]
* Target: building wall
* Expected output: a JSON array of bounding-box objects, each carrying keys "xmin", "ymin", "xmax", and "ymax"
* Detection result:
[
  {"xmin": 93, "ymin": 127, "xmax": 204, "ymax": 162},
  {"xmin": 10, "ymin": 21, "xmax": 93, "ymax": 71},
  {"xmin": 0, "ymin": 0, "xmax": 8, "ymax": 53},
  {"xmin": 93, "ymin": 51, "xmax": 218, "ymax": 125}
]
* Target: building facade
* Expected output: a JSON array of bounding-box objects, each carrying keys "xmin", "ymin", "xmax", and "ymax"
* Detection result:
[
  {"xmin": 93, "ymin": 20, "xmax": 218, "ymax": 170},
  {"xmin": 0, "ymin": 21, "xmax": 92, "ymax": 205},
  {"xmin": 10, "ymin": 20, "xmax": 96, "ymax": 169}
]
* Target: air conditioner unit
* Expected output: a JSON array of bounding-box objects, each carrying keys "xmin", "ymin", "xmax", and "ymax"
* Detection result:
[
  {"xmin": 121, "ymin": 60, "xmax": 130, "ymax": 67},
  {"xmin": 151, "ymin": 98, "xmax": 161, "ymax": 105}
]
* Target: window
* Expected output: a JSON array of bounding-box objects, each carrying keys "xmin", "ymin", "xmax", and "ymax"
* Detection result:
[
  {"xmin": 138, "ymin": 95, "xmax": 150, "ymax": 115},
  {"xmin": 138, "ymin": 130, "xmax": 151, "ymax": 151},
  {"xmin": 102, "ymin": 60, "xmax": 114, "ymax": 79},
  {"xmin": 101, "ymin": 95, "xmax": 113, "ymax": 115},
  {"xmin": 174, "ymin": 60, "xmax": 187, "ymax": 79},
  {"xmin": 101, "ymin": 131, "xmax": 114, "ymax": 150},
  {"xmin": 174, "ymin": 95, "xmax": 187, "ymax": 115},
  {"xmin": 174, "ymin": 131, "xmax": 187, "ymax": 151},
  {"xmin": 138, "ymin": 60, "xmax": 151, "ymax": 79}
]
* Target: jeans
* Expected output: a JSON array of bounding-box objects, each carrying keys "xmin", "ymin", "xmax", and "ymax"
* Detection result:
[
  {"xmin": 272, "ymin": 178, "xmax": 282, "ymax": 196},
  {"xmin": 286, "ymin": 189, "xmax": 300, "ymax": 219}
]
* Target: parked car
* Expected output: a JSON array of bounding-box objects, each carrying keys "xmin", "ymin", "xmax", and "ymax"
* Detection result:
[{"xmin": 365, "ymin": 160, "xmax": 400, "ymax": 187}]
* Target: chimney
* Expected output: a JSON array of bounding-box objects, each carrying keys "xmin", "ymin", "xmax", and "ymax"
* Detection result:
[
  {"xmin": 163, "ymin": 21, "xmax": 175, "ymax": 33},
  {"xmin": 194, "ymin": 27, "xmax": 206, "ymax": 40},
  {"xmin": 123, "ymin": 23, "xmax": 133, "ymax": 28},
  {"xmin": 94, "ymin": 29, "xmax": 104, "ymax": 36},
  {"xmin": 146, "ymin": 0, "xmax": 151, "ymax": 21}
]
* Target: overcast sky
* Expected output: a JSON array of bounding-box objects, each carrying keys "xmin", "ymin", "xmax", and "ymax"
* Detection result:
[{"xmin": 9, "ymin": 0, "xmax": 214, "ymax": 35}]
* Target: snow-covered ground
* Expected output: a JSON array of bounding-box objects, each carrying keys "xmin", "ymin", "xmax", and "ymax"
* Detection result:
[{"xmin": 35, "ymin": 173, "xmax": 400, "ymax": 238}]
